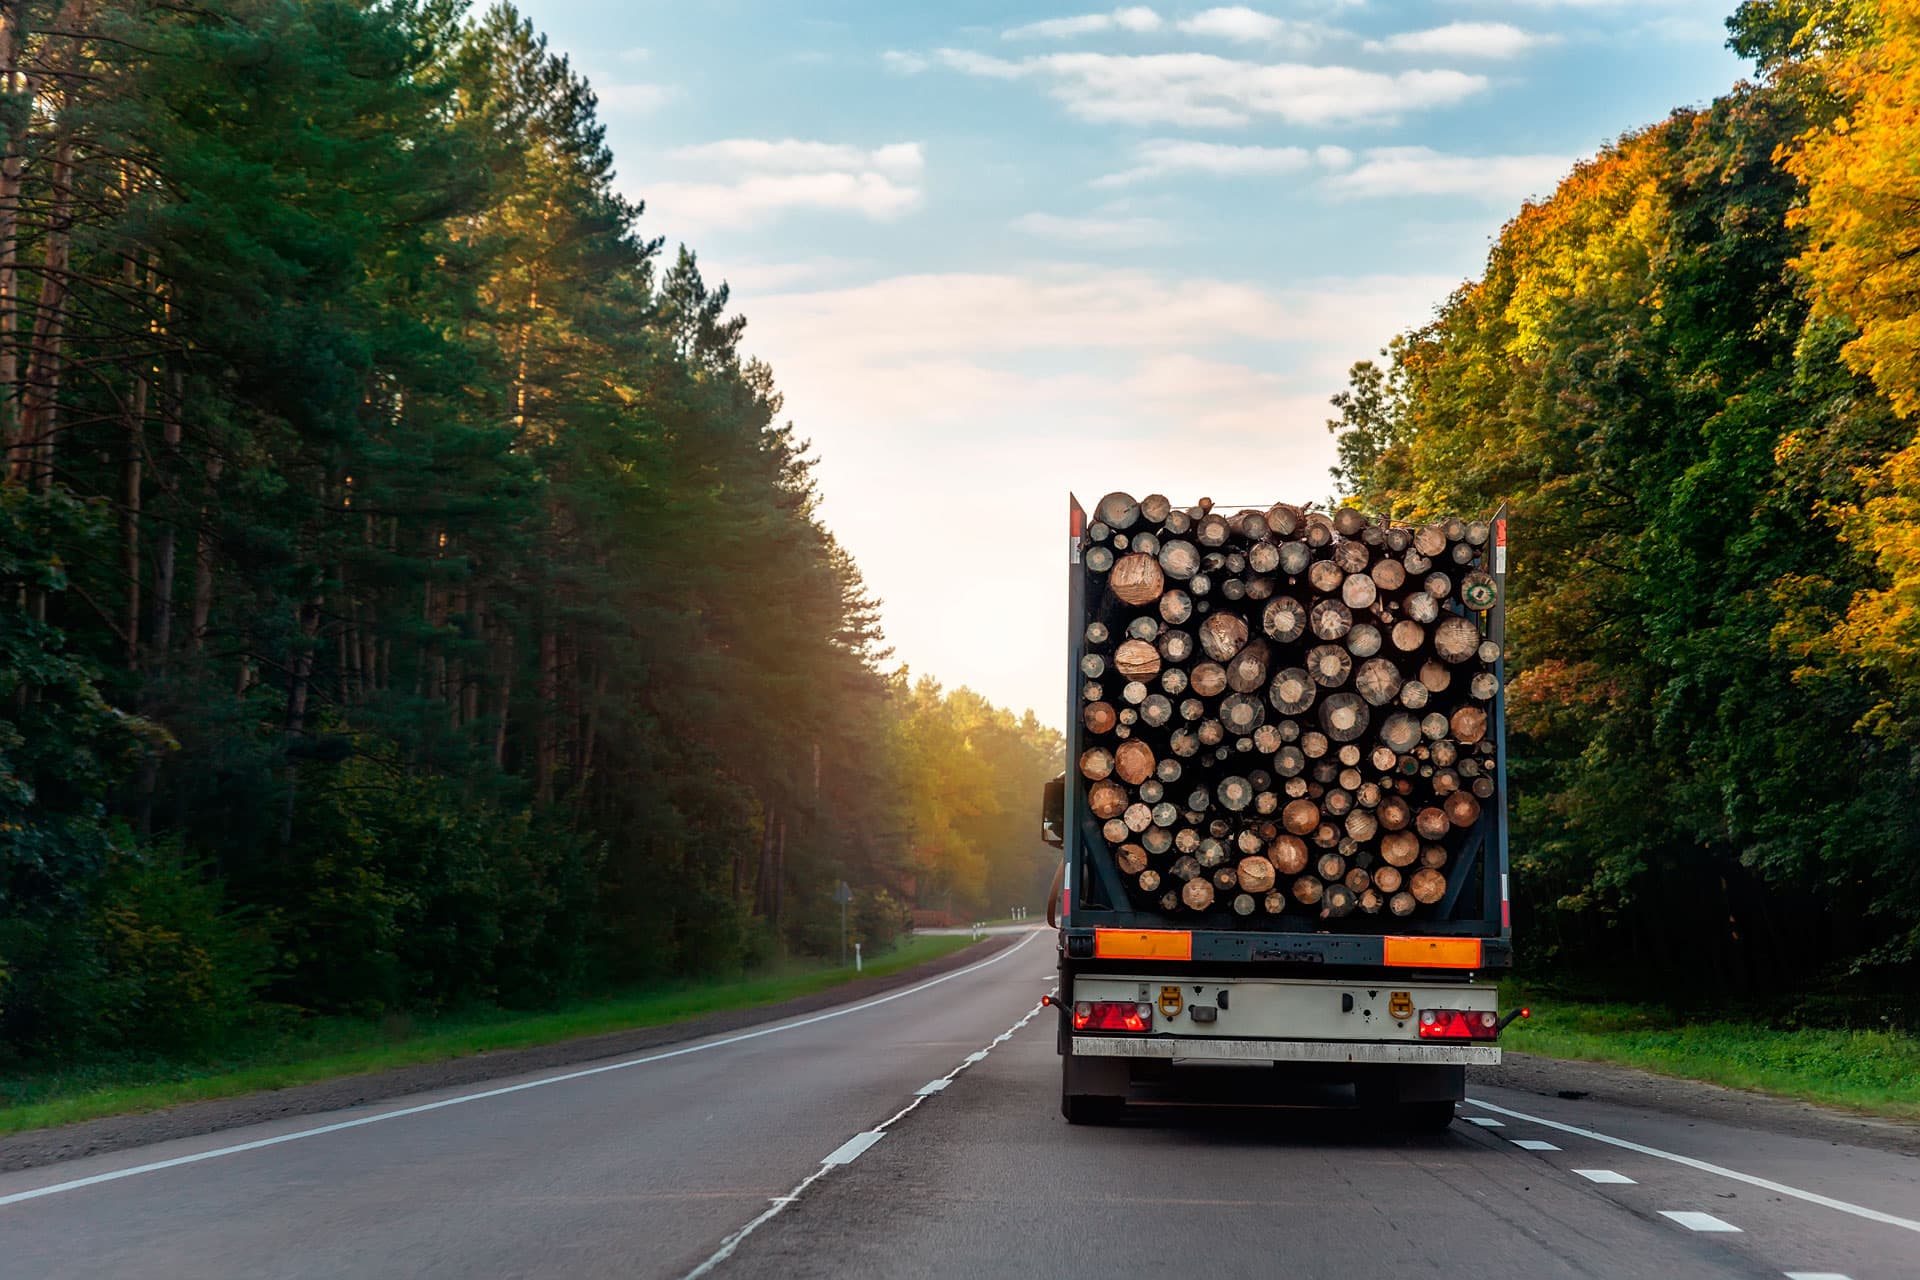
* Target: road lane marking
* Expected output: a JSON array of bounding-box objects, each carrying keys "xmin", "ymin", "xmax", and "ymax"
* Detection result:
[
  {"xmin": 1783, "ymin": 1272, "xmax": 1852, "ymax": 1279},
  {"xmin": 1661, "ymin": 1211, "xmax": 1741, "ymax": 1233},
  {"xmin": 1511, "ymin": 1139, "xmax": 1560, "ymax": 1151},
  {"xmin": 821, "ymin": 1132, "xmax": 885, "ymax": 1166},
  {"xmin": 1466, "ymin": 1096, "xmax": 1920, "ymax": 1236},
  {"xmin": 1573, "ymin": 1169, "xmax": 1635, "ymax": 1184},
  {"xmin": 681, "ymin": 998, "xmax": 1047, "ymax": 1280},
  {"xmin": 915, "ymin": 1079, "xmax": 950, "ymax": 1095},
  {"xmin": 1465, "ymin": 1117, "xmax": 1503, "ymax": 1128},
  {"xmin": 0, "ymin": 932, "xmax": 1040, "ymax": 1211}
]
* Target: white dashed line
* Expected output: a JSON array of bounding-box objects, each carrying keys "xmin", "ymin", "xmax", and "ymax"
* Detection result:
[
  {"xmin": 1572, "ymin": 1169, "xmax": 1635, "ymax": 1185},
  {"xmin": 915, "ymin": 1079, "xmax": 950, "ymax": 1095},
  {"xmin": 821, "ymin": 1132, "xmax": 885, "ymax": 1166},
  {"xmin": 1783, "ymin": 1272, "xmax": 1852, "ymax": 1279},
  {"xmin": 1465, "ymin": 1096, "xmax": 1920, "ymax": 1236},
  {"xmin": 1661, "ymin": 1211, "xmax": 1741, "ymax": 1233},
  {"xmin": 1511, "ymin": 1139, "xmax": 1560, "ymax": 1151},
  {"xmin": 1465, "ymin": 1117, "xmax": 1504, "ymax": 1128}
]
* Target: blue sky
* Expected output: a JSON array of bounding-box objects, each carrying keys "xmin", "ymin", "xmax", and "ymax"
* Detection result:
[{"xmin": 512, "ymin": 0, "xmax": 1749, "ymax": 726}]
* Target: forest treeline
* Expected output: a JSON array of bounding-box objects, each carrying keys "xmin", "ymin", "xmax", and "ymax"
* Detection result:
[
  {"xmin": 0, "ymin": 0, "xmax": 1058, "ymax": 1063},
  {"xmin": 1329, "ymin": 0, "xmax": 1920, "ymax": 1001}
]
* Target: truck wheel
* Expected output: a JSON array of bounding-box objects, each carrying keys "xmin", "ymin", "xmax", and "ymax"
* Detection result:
[
  {"xmin": 1395, "ymin": 1100, "xmax": 1457, "ymax": 1133},
  {"xmin": 1062, "ymin": 1093, "xmax": 1123, "ymax": 1125}
]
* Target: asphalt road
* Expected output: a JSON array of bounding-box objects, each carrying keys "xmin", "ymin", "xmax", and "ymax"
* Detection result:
[{"xmin": 3, "ymin": 930, "xmax": 1916, "ymax": 1279}]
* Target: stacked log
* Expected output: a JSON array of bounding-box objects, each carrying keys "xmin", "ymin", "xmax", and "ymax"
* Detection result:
[{"xmin": 1078, "ymin": 495, "xmax": 1501, "ymax": 922}]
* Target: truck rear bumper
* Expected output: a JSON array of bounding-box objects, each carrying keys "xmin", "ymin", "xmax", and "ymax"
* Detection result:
[{"xmin": 1071, "ymin": 1036, "xmax": 1500, "ymax": 1066}]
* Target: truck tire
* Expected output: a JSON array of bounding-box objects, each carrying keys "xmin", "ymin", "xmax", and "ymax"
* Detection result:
[
  {"xmin": 1394, "ymin": 1100, "xmax": 1457, "ymax": 1133},
  {"xmin": 1062, "ymin": 1092, "xmax": 1123, "ymax": 1125}
]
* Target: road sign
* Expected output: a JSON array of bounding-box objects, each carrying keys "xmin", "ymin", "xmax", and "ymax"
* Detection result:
[{"xmin": 832, "ymin": 881, "xmax": 853, "ymax": 904}]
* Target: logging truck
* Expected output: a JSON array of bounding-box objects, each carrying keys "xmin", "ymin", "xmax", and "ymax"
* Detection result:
[{"xmin": 1044, "ymin": 493, "xmax": 1518, "ymax": 1130}]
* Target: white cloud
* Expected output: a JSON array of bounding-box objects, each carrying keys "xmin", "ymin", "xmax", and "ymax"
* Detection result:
[
  {"xmin": 1366, "ymin": 21, "xmax": 1557, "ymax": 59},
  {"xmin": 1095, "ymin": 139, "xmax": 1318, "ymax": 186},
  {"xmin": 1325, "ymin": 146, "xmax": 1573, "ymax": 202},
  {"xmin": 642, "ymin": 140, "xmax": 926, "ymax": 231},
  {"xmin": 883, "ymin": 49, "xmax": 930, "ymax": 74},
  {"xmin": 1175, "ymin": 7, "xmax": 1333, "ymax": 52},
  {"xmin": 1012, "ymin": 211, "xmax": 1175, "ymax": 246},
  {"xmin": 670, "ymin": 140, "xmax": 924, "ymax": 177},
  {"xmin": 1005, "ymin": 6, "xmax": 1164, "ymax": 39},
  {"xmin": 935, "ymin": 49, "xmax": 1488, "ymax": 127},
  {"xmin": 590, "ymin": 80, "xmax": 672, "ymax": 113}
]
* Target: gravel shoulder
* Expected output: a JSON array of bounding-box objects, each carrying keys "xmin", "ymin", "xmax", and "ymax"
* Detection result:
[{"xmin": 0, "ymin": 933, "xmax": 1022, "ymax": 1175}]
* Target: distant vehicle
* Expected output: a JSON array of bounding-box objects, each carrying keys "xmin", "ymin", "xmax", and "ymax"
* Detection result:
[{"xmin": 1046, "ymin": 493, "xmax": 1519, "ymax": 1130}]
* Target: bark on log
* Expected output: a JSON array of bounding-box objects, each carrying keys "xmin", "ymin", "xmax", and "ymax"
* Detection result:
[
  {"xmin": 1113, "ymin": 638, "xmax": 1160, "ymax": 679},
  {"xmin": 1444, "ymin": 790, "xmax": 1482, "ymax": 828},
  {"xmin": 1226, "ymin": 640, "xmax": 1271, "ymax": 693},
  {"xmin": 1380, "ymin": 829, "xmax": 1420, "ymax": 867},
  {"xmin": 1269, "ymin": 833, "xmax": 1310, "ymax": 874},
  {"xmin": 1354, "ymin": 657, "xmax": 1403, "ymax": 706},
  {"xmin": 1190, "ymin": 662, "xmax": 1228, "ymax": 697},
  {"xmin": 1096, "ymin": 492, "xmax": 1141, "ymax": 529},
  {"xmin": 1433, "ymin": 614, "xmax": 1481, "ymax": 663},
  {"xmin": 1269, "ymin": 667, "xmax": 1316, "ymax": 715},
  {"xmin": 1450, "ymin": 705, "xmax": 1489, "ymax": 746},
  {"xmin": 1380, "ymin": 713, "xmax": 1421, "ymax": 753},
  {"xmin": 1310, "ymin": 599, "xmax": 1353, "ymax": 641},
  {"xmin": 1308, "ymin": 560, "xmax": 1345, "ymax": 594},
  {"xmin": 1332, "ymin": 540, "xmax": 1371, "ymax": 574},
  {"xmin": 1220, "ymin": 693, "xmax": 1265, "ymax": 736},
  {"xmin": 1182, "ymin": 878, "xmax": 1216, "ymax": 911},
  {"xmin": 1115, "ymin": 739, "xmax": 1155, "ymax": 785},
  {"xmin": 1110, "ymin": 552, "xmax": 1164, "ymax": 605},
  {"xmin": 1282, "ymin": 798, "xmax": 1320, "ymax": 836},
  {"xmin": 1377, "ymin": 794, "xmax": 1412, "ymax": 831},
  {"xmin": 1306, "ymin": 644, "xmax": 1353, "ymax": 687},
  {"xmin": 1262, "ymin": 596, "xmax": 1307, "ymax": 642},
  {"xmin": 1318, "ymin": 692, "xmax": 1370, "ymax": 742},
  {"xmin": 1199, "ymin": 612, "xmax": 1250, "ymax": 662},
  {"xmin": 1079, "ymin": 747, "xmax": 1115, "ymax": 780},
  {"xmin": 1157, "ymin": 539, "xmax": 1201, "ymax": 582},
  {"xmin": 1409, "ymin": 868, "xmax": 1447, "ymax": 905},
  {"xmin": 1238, "ymin": 855, "xmax": 1277, "ymax": 894}
]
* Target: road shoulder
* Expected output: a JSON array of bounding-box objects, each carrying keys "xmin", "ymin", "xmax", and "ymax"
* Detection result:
[{"xmin": 0, "ymin": 933, "xmax": 1024, "ymax": 1176}]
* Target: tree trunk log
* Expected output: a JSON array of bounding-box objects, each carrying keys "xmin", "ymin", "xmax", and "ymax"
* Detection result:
[
  {"xmin": 1444, "ymin": 790, "xmax": 1482, "ymax": 828},
  {"xmin": 1199, "ymin": 612, "xmax": 1250, "ymax": 661},
  {"xmin": 1380, "ymin": 830, "xmax": 1419, "ymax": 866},
  {"xmin": 1226, "ymin": 639, "xmax": 1271, "ymax": 693},
  {"xmin": 1318, "ymin": 692, "xmax": 1370, "ymax": 742},
  {"xmin": 1306, "ymin": 644, "xmax": 1352, "ymax": 687},
  {"xmin": 1291, "ymin": 875, "xmax": 1324, "ymax": 905},
  {"xmin": 1308, "ymin": 560, "xmax": 1344, "ymax": 593},
  {"xmin": 1182, "ymin": 877, "xmax": 1216, "ymax": 911},
  {"xmin": 1269, "ymin": 667, "xmax": 1316, "ymax": 714},
  {"xmin": 1096, "ymin": 491, "xmax": 1141, "ymax": 529},
  {"xmin": 1115, "ymin": 739, "xmax": 1156, "ymax": 785},
  {"xmin": 1391, "ymin": 619, "xmax": 1427, "ymax": 652},
  {"xmin": 1282, "ymin": 798, "xmax": 1320, "ymax": 835},
  {"xmin": 1158, "ymin": 539, "xmax": 1200, "ymax": 580},
  {"xmin": 1433, "ymin": 614, "xmax": 1481, "ymax": 663},
  {"xmin": 1117, "ymin": 844, "xmax": 1149, "ymax": 875},
  {"xmin": 1409, "ymin": 868, "xmax": 1447, "ymax": 904},
  {"xmin": 1415, "ymin": 807, "xmax": 1450, "ymax": 840},
  {"xmin": 1450, "ymin": 705, "xmax": 1488, "ymax": 745}
]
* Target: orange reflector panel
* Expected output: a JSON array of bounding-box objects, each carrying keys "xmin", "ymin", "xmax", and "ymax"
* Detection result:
[
  {"xmin": 1383, "ymin": 937, "xmax": 1482, "ymax": 969},
  {"xmin": 1093, "ymin": 928, "xmax": 1193, "ymax": 961}
]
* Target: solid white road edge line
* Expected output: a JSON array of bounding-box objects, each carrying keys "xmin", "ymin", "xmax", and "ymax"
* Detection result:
[
  {"xmin": 1465, "ymin": 1096, "xmax": 1920, "ymax": 1236},
  {"xmin": 0, "ymin": 931, "xmax": 1040, "ymax": 1211},
  {"xmin": 1660, "ymin": 1211, "xmax": 1742, "ymax": 1233},
  {"xmin": 679, "ymin": 999, "xmax": 1048, "ymax": 1280}
]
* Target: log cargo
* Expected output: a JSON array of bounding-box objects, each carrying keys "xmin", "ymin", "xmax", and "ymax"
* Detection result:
[{"xmin": 1075, "ymin": 493, "xmax": 1504, "ymax": 923}]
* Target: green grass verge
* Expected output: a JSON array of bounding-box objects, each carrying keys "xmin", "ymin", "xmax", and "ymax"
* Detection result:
[
  {"xmin": 1501, "ymin": 986, "xmax": 1920, "ymax": 1121},
  {"xmin": 0, "ymin": 933, "xmax": 980, "ymax": 1137}
]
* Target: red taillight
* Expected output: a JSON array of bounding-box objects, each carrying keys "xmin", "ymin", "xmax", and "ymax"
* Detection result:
[
  {"xmin": 1072, "ymin": 1001, "xmax": 1153, "ymax": 1032},
  {"xmin": 1417, "ymin": 1008, "xmax": 1500, "ymax": 1041}
]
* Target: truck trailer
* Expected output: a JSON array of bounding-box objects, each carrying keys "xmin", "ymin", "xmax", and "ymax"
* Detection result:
[{"xmin": 1045, "ymin": 493, "xmax": 1518, "ymax": 1129}]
